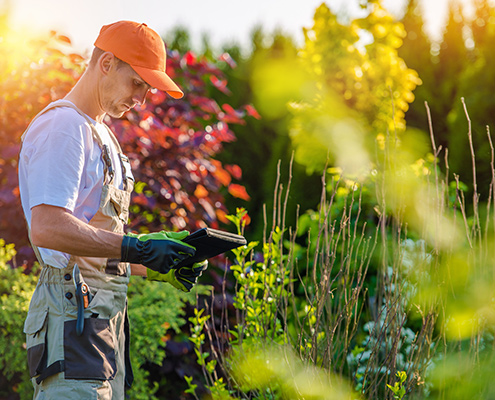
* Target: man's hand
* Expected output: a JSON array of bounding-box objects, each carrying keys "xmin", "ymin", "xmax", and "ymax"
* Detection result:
[
  {"xmin": 121, "ymin": 230, "xmax": 195, "ymax": 274},
  {"xmin": 147, "ymin": 260, "xmax": 208, "ymax": 292}
]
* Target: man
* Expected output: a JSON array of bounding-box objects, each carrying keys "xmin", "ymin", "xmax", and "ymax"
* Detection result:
[{"xmin": 19, "ymin": 20, "xmax": 206, "ymax": 399}]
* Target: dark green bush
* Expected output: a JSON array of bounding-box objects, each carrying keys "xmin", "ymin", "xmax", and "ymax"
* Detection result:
[
  {"xmin": 0, "ymin": 239, "xmax": 37, "ymax": 399},
  {"xmin": 0, "ymin": 238, "xmax": 210, "ymax": 400},
  {"xmin": 127, "ymin": 276, "xmax": 210, "ymax": 399}
]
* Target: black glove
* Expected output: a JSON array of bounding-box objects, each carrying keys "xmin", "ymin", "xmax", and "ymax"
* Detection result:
[
  {"xmin": 176, "ymin": 260, "xmax": 208, "ymax": 291},
  {"xmin": 121, "ymin": 231, "xmax": 196, "ymax": 274}
]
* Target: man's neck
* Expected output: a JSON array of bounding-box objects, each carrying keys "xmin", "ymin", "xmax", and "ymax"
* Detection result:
[{"xmin": 64, "ymin": 71, "xmax": 106, "ymax": 123}]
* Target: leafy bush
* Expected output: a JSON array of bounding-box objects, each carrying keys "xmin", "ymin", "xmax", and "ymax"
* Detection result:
[
  {"xmin": 0, "ymin": 19, "xmax": 253, "ymax": 266},
  {"xmin": 184, "ymin": 125, "xmax": 458, "ymax": 399},
  {"xmin": 112, "ymin": 50, "xmax": 254, "ymax": 235},
  {"xmin": 0, "ymin": 26, "xmax": 84, "ymax": 262},
  {"xmin": 0, "ymin": 240, "xmax": 37, "ymax": 399},
  {"xmin": 0, "ymin": 238, "xmax": 212, "ymax": 400},
  {"xmin": 0, "ymin": 15, "xmax": 255, "ymax": 400},
  {"xmin": 275, "ymin": 2, "xmax": 420, "ymax": 174},
  {"xmin": 127, "ymin": 276, "xmax": 210, "ymax": 399}
]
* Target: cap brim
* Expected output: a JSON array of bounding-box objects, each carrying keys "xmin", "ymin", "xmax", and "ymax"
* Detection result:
[{"xmin": 131, "ymin": 65, "xmax": 184, "ymax": 99}]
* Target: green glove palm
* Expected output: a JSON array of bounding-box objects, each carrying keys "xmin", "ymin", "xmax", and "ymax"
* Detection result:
[{"xmin": 147, "ymin": 260, "xmax": 208, "ymax": 292}]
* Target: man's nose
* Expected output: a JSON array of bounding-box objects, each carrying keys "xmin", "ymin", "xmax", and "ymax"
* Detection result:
[{"xmin": 133, "ymin": 88, "xmax": 149, "ymax": 106}]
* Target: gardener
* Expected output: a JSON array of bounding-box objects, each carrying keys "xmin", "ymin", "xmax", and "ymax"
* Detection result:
[{"xmin": 18, "ymin": 20, "xmax": 206, "ymax": 399}]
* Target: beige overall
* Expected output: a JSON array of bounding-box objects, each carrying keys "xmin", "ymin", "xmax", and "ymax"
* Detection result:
[{"xmin": 22, "ymin": 100, "xmax": 134, "ymax": 399}]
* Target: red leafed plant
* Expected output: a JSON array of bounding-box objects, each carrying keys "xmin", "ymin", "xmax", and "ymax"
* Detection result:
[
  {"xmin": 0, "ymin": 27, "xmax": 252, "ymax": 264},
  {"xmin": 0, "ymin": 30, "xmax": 85, "ymax": 264},
  {"xmin": 106, "ymin": 49, "xmax": 253, "ymax": 234}
]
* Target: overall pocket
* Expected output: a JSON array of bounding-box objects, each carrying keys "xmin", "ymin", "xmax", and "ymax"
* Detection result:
[
  {"xmin": 63, "ymin": 287, "xmax": 118, "ymax": 380},
  {"xmin": 23, "ymin": 308, "xmax": 49, "ymax": 377},
  {"xmin": 110, "ymin": 195, "xmax": 129, "ymax": 225},
  {"xmin": 64, "ymin": 317, "xmax": 117, "ymax": 380}
]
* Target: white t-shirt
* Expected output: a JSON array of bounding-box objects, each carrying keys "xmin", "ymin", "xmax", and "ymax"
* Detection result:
[{"xmin": 19, "ymin": 102, "xmax": 132, "ymax": 268}]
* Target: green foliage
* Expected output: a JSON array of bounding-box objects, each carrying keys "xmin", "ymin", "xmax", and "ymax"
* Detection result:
[
  {"xmin": 188, "ymin": 129, "xmax": 459, "ymax": 399},
  {"xmin": 215, "ymin": 28, "xmax": 323, "ymax": 243},
  {"xmin": 229, "ymin": 340, "xmax": 353, "ymax": 400},
  {"xmin": 126, "ymin": 276, "xmax": 210, "ymax": 399},
  {"xmin": 188, "ymin": 308, "xmax": 211, "ymax": 369},
  {"xmin": 0, "ymin": 239, "xmax": 212, "ymax": 400},
  {"xmin": 187, "ymin": 207, "xmax": 357, "ymax": 399},
  {"xmin": 0, "ymin": 21, "xmax": 84, "ymax": 258},
  {"xmin": 287, "ymin": 2, "xmax": 420, "ymax": 174},
  {"xmin": 187, "ymin": 307, "xmax": 235, "ymax": 399},
  {"xmin": 229, "ymin": 217, "xmax": 291, "ymax": 344},
  {"xmin": 387, "ymin": 371, "xmax": 407, "ymax": 400},
  {"xmin": 0, "ymin": 240, "xmax": 38, "ymax": 399}
]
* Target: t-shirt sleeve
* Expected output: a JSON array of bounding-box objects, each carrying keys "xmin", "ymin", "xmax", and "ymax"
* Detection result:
[{"xmin": 23, "ymin": 129, "xmax": 86, "ymax": 212}]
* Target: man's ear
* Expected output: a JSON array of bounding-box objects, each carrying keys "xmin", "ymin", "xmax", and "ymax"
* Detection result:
[{"xmin": 98, "ymin": 52, "xmax": 115, "ymax": 75}]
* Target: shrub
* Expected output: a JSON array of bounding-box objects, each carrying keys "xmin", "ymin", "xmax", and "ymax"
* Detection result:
[
  {"xmin": 0, "ymin": 240, "xmax": 37, "ymax": 399},
  {"xmin": 0, "ymin": 28, "xmax": 84, "ymax": 263},
  {"xmin": 0, "ymin": 238, "xmax": 212, "ymax": 400},
  {"xmin": 0, "ymin": 21, "xmax": 253, "ymax": 266},
  {"xmin": 185, "ymin": 137, "xmax": 442, "ymax": 399},
  {"xmin": 112, "ymin": 49, "xmax": 254, "ymax": 235},
  {"xmin": 127, "ymin": 276, "xmax": 210, "ymax": 399}
]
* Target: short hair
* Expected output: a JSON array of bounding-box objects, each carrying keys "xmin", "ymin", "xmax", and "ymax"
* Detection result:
[{"xmin": 88, "ymin": 47, "xmax": 128, "ymax": 70}]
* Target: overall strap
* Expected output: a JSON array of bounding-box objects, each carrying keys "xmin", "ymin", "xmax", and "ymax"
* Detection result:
[
  {"xmin": 102, "ymin": 124, "xmax": 131, "ymax": 191},
  {"xmin": 28, "ymin": 231, "xmax": 47, "ymax": 268}
]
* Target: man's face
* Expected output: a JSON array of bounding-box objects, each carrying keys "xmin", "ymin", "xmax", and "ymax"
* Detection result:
[{"xmin": 100, "ymin": 59, "xmax": 151, "ymax": 118}]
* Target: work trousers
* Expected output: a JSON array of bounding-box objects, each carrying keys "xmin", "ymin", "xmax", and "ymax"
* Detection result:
[{"xmin": 24, "ymin": 264, "xmax": 130, "ymax": 400}]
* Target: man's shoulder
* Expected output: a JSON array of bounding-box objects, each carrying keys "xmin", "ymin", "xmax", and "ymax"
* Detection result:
[
  {"xmin": 35, "ymin": 103, "xmax": 91, "ymax": 129},
  {"xmin": 24, "ymin": 103, "xmax": 93, "ymax": 143}
]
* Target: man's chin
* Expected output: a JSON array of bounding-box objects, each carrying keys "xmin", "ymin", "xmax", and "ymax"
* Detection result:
[{"xmin": 107, "ymin": 109, "xmax": 127, "ymax": 119}]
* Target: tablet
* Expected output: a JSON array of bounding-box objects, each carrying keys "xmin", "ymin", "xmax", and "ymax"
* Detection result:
[{"xmin": 175, "ymin": 228, "xmax": 247, "ymax": 268}]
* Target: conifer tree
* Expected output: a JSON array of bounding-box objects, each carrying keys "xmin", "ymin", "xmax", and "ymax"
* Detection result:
[
  {"xmin": 432, "ymin": 0, "xmax": 468, "ymax": 150},
  {"xmin": 446, "ymin": 0, "xmax": 495, "ymax": 200},
  {"xmin": 217, "ymin": 29, "xmax": 323, "ymax": 240},
  {"xmin": 398, "ymin": 0, "xmax": 434, "ymax": 134}
]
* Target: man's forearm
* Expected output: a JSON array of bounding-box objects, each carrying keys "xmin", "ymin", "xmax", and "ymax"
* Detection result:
[{"xmin": 30, "ymin": 204, "xmax": 123, "ymax": 259}]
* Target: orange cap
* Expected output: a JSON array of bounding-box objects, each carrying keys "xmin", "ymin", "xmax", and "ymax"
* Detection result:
[{"xmin": 94, "ymin": 20, "xmax": 183, "ymax": 99}]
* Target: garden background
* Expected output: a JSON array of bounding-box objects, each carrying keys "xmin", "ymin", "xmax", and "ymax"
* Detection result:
[{"xmin": 2, "ymin": 0, "xmax": 495, "ymax": 399}]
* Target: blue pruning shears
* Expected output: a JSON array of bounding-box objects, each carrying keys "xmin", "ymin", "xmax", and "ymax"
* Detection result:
[{"xmin": 72, "ymin": 264, "xmax": 92, "ymax": 336}]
